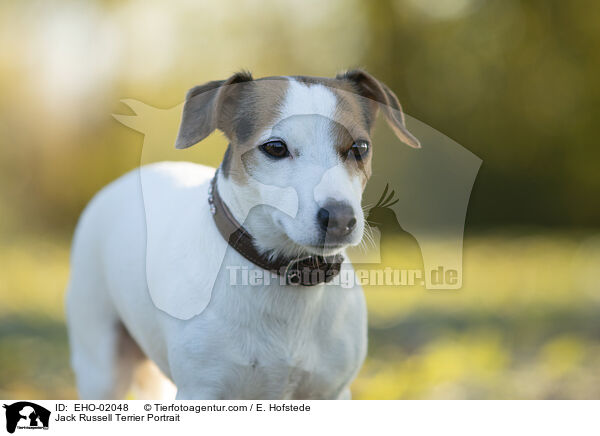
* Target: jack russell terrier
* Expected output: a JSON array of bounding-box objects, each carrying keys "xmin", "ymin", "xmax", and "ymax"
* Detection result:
[{"xmin": 66, "ymin": 69, "xmax": 420, "ymax": 400}]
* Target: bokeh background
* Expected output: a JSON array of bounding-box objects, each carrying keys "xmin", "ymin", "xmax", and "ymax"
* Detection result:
[{"xmin": 1, "ymin": 0, "xmax": 600, "ymax": 399}]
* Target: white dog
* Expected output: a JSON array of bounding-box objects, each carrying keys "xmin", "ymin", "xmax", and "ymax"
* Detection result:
[{"xmin": 66, "ymin": 70, "xmax": 419, "ymax": 400}]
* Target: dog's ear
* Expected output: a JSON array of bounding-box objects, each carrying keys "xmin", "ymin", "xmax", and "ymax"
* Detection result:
[
  {"xmin": 175, "ymin": 71, "xmax": 253, "ymax": 149},
  {"xmin": 338, "ymin": 69, "xmax": 420, "ymax": 148}
]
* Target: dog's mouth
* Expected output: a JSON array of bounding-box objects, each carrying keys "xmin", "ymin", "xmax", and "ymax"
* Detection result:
[
  {"xmin": 273, "ymin": 215, "xmax": 361, "ymax": 257},
  {"xmin": 280, "ymin": 233, "xmax": 350, "ymax": 257},
  {"xmin": 295, "ymin": 235, "xmax": 360, "ymax": 256},
  {"xmin": 305, "ymin": 242, "xmax": 347, "ymax": 255}
]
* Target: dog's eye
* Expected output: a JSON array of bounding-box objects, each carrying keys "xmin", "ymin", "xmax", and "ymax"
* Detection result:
[
  {"xmin": 260, "ymin": 140, "xmax": 290, "ymax": 159},
  {"xmin": 348, "ymin": 141, "xmax": 370, "ymax": 160}
]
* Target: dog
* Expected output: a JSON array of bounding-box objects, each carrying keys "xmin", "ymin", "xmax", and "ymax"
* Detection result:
[{"xmin": 66, "ymin": 69, "xmax": 419, "ymax": 400}]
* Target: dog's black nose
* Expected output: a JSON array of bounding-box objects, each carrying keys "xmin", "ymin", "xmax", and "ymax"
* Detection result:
[{"xmin": 317, "ymin": 201, "xmax": 357, "ymax": 239}]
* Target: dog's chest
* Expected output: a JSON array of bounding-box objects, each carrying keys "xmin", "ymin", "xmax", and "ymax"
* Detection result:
[
  {"xmin": 203, "ymin": 282, "xmax": 367, "ymax": 400},
  {"xmin": 232, "ymin": 322, "xmax": 358, "ymax": 399},
  {"xmin": 224, "ymin": 335, "xmax": 359, "ymax": 400}
]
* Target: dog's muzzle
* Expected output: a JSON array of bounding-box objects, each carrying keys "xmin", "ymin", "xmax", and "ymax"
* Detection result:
[{"xmin": 209, "ymin": 169, "xmax": 344, "ymax": 286}]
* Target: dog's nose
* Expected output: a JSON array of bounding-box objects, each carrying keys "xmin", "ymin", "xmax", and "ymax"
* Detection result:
[{"xmin": 317, "ymin": 201, "xmax": 357, "ymax": 238}]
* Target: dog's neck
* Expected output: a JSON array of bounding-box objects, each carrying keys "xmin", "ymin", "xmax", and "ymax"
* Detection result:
[{"xmin": 215, "ymin": 168, "xmax": 312, "ymax": 260}]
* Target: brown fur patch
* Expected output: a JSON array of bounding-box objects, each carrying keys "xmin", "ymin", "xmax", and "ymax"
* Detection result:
[
  {"xmin": 226, "ymin": 78, "xmax": 289, "ymax": 185},
  {"xmin": 329, "ymin": 85, "xmax": 374, "ymax": 187}
]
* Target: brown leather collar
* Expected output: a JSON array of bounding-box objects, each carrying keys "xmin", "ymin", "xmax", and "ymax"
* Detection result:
[{"xmin": 208, "ymin": 169, "xmax": 343, "ymax": 286}]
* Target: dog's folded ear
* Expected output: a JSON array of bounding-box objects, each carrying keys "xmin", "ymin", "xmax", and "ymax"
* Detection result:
[
  {"xmin": 338, "ymin": 69, "xmax": 420, "ymax": 149},
  {"xmin": 175, "ymin": 71, "xmax": 253, "ymax": 149}
]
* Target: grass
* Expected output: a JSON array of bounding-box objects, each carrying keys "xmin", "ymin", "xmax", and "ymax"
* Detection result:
[{"xmin": 1, "ymin": 230, "xmax": 600, "ymax": 399}]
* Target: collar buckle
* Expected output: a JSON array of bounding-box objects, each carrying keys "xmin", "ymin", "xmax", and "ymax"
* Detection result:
[{"xmin": 283, "ymin": 255, "xmax": 343, "ymax": 286}]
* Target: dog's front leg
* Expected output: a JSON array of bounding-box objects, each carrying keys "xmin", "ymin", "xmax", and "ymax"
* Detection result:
[
  {"xmin": 336, "ymin": 388, "xmax": 352, "ymax": 400},
  {"xmin": 171, "ymin": 364, "xmax": 230, "ymax": 400},
  {"xmin": 175, "ymin": 387, "xmax": 225, "ymax": 400},
  {"xmin": 169, "ymin": 343, "xmax": 232, "ymax": 400}
]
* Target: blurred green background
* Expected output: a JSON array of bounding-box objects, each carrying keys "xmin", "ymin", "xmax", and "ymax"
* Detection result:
[{"xmin": 1, "ymin": 0, "xmax": 599, "ymax": 399}]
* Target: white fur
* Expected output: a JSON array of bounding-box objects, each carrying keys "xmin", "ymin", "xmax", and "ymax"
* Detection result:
[
  {"xmin": 66, "ymin": 162, "xmax": 367, "ymax": 400},
  {"xmin": 281, "ymin": 80, "xmax": 338, "ymax": 119},
  {"xmin": 66, "ymin": 78, "xmax": 369, "ymax": 400}
]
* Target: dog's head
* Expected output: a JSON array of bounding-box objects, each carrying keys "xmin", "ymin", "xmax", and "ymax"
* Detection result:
[{"xmin": 175, "ymin": 70, "xmax": 419, "ymax": 258}]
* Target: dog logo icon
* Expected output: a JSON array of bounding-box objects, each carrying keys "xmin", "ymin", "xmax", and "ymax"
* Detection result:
[{"xmin": 2, "ymin": 402, "xmax": 50, "ymax": 434}]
